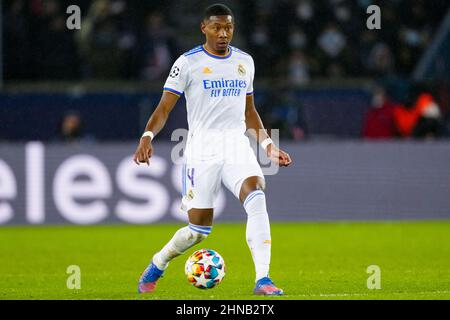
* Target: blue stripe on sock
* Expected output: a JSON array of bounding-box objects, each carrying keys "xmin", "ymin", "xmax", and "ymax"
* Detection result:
[
  {"xmin": 189, "ymin": 223, "xmax": 212, "ymax": 231},
  {"xmin": 243, "ymin": 190, "xmax": 265, "ymax": 208},
  {"xmin": 189, "ymin": 225, "xmax": 211, "ymax": 235},
  {"xmin": 244, "ymin": 190, "xmax": 264, "ymax": 206}
]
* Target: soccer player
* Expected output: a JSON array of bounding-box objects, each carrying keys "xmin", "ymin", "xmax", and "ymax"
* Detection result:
[{"xmin": 133, "ymin": 4, "xmax": 292, "ymax": 295}]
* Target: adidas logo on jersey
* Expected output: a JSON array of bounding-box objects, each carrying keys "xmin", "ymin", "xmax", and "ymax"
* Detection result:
[{"xmin": 202, "ymin": 67, "xmax": 212, "ymax": 74}]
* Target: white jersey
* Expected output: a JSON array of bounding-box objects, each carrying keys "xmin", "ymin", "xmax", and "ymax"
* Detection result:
[
  {"xmin": 163, "ymin": 45, "xmax": 254, "ymax": 142},
  {"xmin": 163, "ymin": 46, "xmax": 264, "ymax": 210}
]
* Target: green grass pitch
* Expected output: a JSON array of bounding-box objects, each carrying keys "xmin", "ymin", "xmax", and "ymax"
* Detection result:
[{"xmin": 1, "ymin": 221, "xmax": 449, "ymax": 300}]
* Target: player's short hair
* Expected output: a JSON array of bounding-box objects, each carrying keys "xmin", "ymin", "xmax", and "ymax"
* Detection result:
[{"xmin": 203, "ymin": 3, "xmax": 234, "ymax": 20}]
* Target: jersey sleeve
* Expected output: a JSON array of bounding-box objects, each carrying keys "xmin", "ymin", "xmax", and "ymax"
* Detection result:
[
  {"xmin": 246, "ymin": 56, "xmax": 255, "ymax": 96},
  {"xmin": 163, "ymin": 56, "xmax": 190, "ymax": 97}
]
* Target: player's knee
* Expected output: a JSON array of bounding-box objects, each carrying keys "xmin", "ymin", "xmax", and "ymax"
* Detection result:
[
  {"xmin": 257, "ymin": 180, "xmax": 266, "ymax": 191},
  {"xmin": 240, "ymin": 177, "xmax": 266, "ymax": 203}
]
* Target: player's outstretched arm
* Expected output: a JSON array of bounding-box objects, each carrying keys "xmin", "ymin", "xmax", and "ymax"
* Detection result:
[
  {"xmin": 133, "ymin": 92, "xmax": 179, "ymax": 165},
  {"xmin": 245, "ymin": 94, "xmax": 292, "ymax": 167}
]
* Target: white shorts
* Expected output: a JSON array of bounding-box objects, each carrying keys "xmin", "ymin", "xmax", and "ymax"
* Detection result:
[{"xmin": 180, "ymin": 133, "xmax": 264, "ymax": 211}]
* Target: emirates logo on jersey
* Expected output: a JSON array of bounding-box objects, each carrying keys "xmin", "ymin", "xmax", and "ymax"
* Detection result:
[
  {"xmin": 237, "ymin": 64, "xmax": 246, "ymax": 76},
  {"xmin": 202, "ymin": 78, "xmax": 247, "ymax": 97}
]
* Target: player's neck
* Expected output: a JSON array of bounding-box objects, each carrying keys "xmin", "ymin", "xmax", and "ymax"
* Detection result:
[{"xmin": 203, "ymin": 43, "xmax": 230, "ymax": 57}]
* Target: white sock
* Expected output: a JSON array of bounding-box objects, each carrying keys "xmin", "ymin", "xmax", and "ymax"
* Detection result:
[
  {"xmin": 243, "ymin": 190, "xmax": 271, "ymax": 282},
  {"xmin": 152, "ymin": 223, "xmax": 211, "ymax": 270}
]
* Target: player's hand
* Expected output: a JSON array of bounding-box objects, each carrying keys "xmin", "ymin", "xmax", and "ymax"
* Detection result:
[
  {"xmin": 133, "ymin": 137, "xmax": 153, "ymax": 166},
  {"xmin": 267, "ymin": 144, "xmax": 292, "ymax": 167}
]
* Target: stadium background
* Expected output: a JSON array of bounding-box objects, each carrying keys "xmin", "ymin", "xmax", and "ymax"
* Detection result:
[{"xmin": 1, "ymin": 0, "xmax": 449, "ymax": 225}]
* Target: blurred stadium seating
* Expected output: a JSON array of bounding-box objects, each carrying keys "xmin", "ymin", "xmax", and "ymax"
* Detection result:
[
  {"xmin": 1, "ymin": 1, "xmax": 450, "ymax": 225},
  {"xmin": 1, "ymin": 0, "xmax": 449, "ymax": 141}
]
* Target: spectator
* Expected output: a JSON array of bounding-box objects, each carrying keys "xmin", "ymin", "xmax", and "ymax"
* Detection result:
[
  {"xmin": 412, "ymin": 92, "xmax": 444, "ymax": 138},
  {"xmin": 362, "ymin": 86, "xmax": 398, "ymax": 139},
  {"xmin": 296, "ymin": 0, "xmax": 314, "ymax": 23},
  {"xmin": 287, "ymin": 50, "xmax": 310, "ymax": 86},
  {"xmin": 33, "ymin": 0, "xmax": 80, "ymax": 79},
  {"xmin": 3, "ymin": 0, "xmax": 31, "ymax": 79},
  {"xmin": 358, "ymin": 30, "xmax": 377, "ymax": 76},
  {"xmin": 2, "ymin": 0, "xmax": 449, "ymax": 82},
  {"xmin": 393, "ymin": 87, "xmax": 443, "ymax": 139},
  {"xmin": 317, "ymin": 22, "xmax": 347, "ymax": 59},
  {"xmin": 138, "ymin": 12, "xmax": 178, "ymax": 81},
  {"xmin": 261, "ymin": 83, "xmax": 308, "ymax": 140},
  {"xmin": 248, "ymin": 16, "xmax": 271, "ymax": 77},
  {"xmin": 367, "ymin": 42, "xmax": 395, "ymax": 76},
  {"xmin": 316, "ymin": 22, "xmax": 351, "ymax": 77},
  {"xmin": 288, "ymin": 27, "xmax": 307, "ymax": 51},
  {"xmin": 294, "ymin": 0, "xmax": 319, "ymax": 37},
  {"xmin": 54, "ymin": 111, "xmax": 94, "ymax": 143},
  {"xmin": 76, "ymin": 0, "xmax": 135, "ymax": 79}
]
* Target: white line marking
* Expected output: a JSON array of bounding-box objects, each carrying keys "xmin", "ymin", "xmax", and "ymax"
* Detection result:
[{"xmin": 292, "ymin": 290, "xmax": 450, "ymax": 297}]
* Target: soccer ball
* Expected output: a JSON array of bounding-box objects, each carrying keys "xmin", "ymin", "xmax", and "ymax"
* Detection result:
[{"xmin": 185, "ymin": 249, "xmax": 226, "ymax": 289}]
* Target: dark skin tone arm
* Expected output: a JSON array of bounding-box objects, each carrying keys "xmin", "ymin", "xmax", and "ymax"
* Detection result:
[
  {"xmin": 135, "ymin": 92, "xmax": 293, "ymax": 166},
  {"xmin": 245, "ymin": 94, "xmax": 292, "ymax": 167},
  {"xmin": 133, "ymin": 91, "xmax": 179, "ymax": 165},
  {"xmin": 134, "ymin": 92, "xmax": 292, "ymax": 223}
]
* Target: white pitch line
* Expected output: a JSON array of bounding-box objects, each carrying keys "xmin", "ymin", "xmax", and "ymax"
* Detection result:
[
  {"xmin": 296, "ymin": 293, "xmax": 369, "ymax": 297},
  {"xmin": 399, "ymin": 290, "xmax": 450, "ymax": 295},
  {"xmin": 319, "ymin": 293, "xmax": 368, "ymax": 297},
  {"xmin": 292, "ymin": 290, "xmax": 450, "ymax": 298}
]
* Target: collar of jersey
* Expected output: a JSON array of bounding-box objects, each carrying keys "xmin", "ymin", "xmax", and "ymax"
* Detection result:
[{"xmin": 202, "ymin": 45, "xmax": 232, "ymax": 59}]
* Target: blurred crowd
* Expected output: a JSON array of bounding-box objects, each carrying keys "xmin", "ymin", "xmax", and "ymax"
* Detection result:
[
  {"xmin": 362, "ymin": 83, "xmax": 448, "ymax": 140},
  {"xmin": 2, "ymin": 0, "xmax": 450, "ymax": 141},
  {"xmin": 4, "ymin": 0, "xmax": 180, "ymax": 80},
  {"xmin": 3, "ymin": 0, "xmax": 449, "ymax": 82}
]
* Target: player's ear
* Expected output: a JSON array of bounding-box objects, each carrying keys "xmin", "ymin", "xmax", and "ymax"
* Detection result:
[{"xmin": 200, "ymin": 21, "xmax": 206, "ymax": 35}]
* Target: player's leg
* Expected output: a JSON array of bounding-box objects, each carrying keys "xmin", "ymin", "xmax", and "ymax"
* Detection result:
[
  {"xmin": 239, "ymin": 176, "xmax": 282, "ymax": 294},
  {"xmin": 138, "ymin": 161, "xmax": 220, "ymax": 293},
  {"xmin": 152, "ymin": 208, "xmax": 213, "ymax": 271},
  {"xmin": 239, "ymin": 176, "xmax": 269, "ymax": 281},
  {"xmin": 138, "ymin": 208, "xmax": 213, "ymax": 293},
  {"xmin": 222, "ymin": 147, "xmax": 283, "ymax": 295}
]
